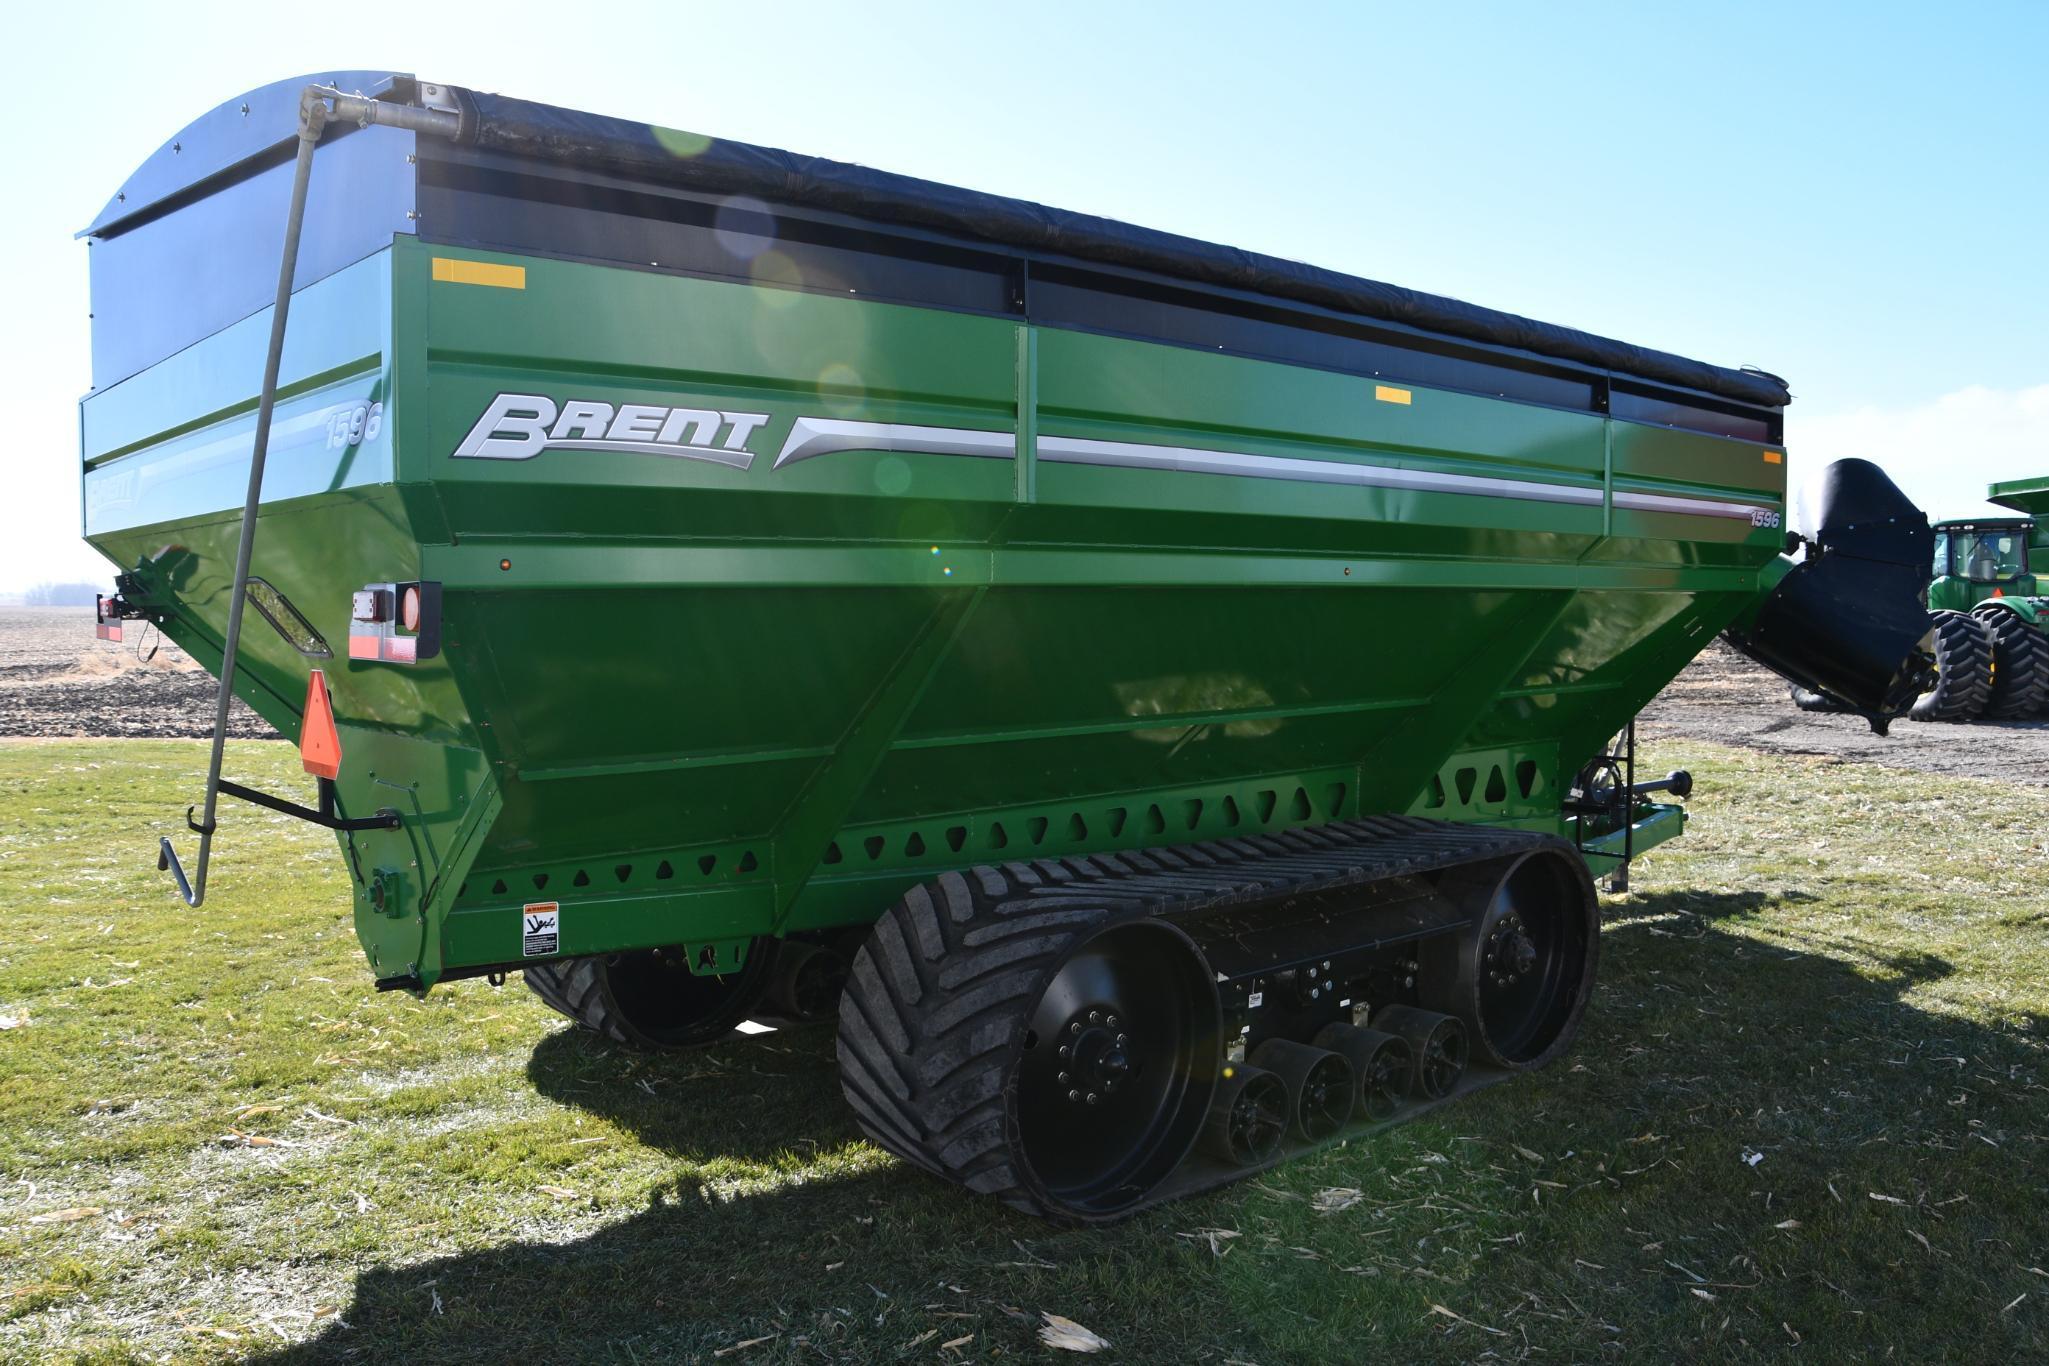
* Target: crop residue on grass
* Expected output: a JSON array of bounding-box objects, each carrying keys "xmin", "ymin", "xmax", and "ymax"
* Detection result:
[{"xmin": 0, "ymin": 737, "xmax": 2043, "ymax": 1361}]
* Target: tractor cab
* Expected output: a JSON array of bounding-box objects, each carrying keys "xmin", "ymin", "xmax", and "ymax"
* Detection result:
[{"xmin": 1929, "ymin": 517, "xmax": 2036, "ymax": 611}]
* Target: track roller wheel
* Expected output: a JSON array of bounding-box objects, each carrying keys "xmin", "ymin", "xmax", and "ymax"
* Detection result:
[
  {"xmin": 1251, "ymin": 1039, "xmax": 1354, "ymax": 1141},
  {"xmin": 524, "ymin": 939, "xmax": 778, "ymax": 1050},
  {"xmin": 1313, "ymin": 1022, "xmax": 1413, "ymax": 1121},
  {"xmin": 764, "ymin": 940, "xmax": 850, "ymax": 1021},
  {"xmin": 1199, "ymin": 1065, "xmax": 1288, "ymax": 1166},
  {"xmin": 1426, "ymin": 848, "xmax": 1599, "ymax": 1070},
  {"xmin": 837, "ymin": 871, "xmax": 1221, "ymax": 1222},
  {"xmin": 1971, "ymin": 605, "xmax": 2049, "ymax": 719},
  {"xmin": 1372, "ymin": 1006, "xmax": 1468, "ymax": 1100},
  {"xmin": 1910, "ymin": 609, "xmax": 1994, "ymax": 722}
]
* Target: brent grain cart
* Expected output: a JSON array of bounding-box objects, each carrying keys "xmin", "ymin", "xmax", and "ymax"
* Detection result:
[{"xmin": 81, "ymin": 74, "xmax": 1935, "ymax": 1221}]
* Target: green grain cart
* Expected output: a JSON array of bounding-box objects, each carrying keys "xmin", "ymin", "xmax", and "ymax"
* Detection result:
[{"xmin": 81, "ymin": 74, "xmax": 1936, "ymax": 1221}]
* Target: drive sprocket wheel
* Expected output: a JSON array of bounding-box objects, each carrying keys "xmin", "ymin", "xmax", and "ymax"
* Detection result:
[
  {"xmin": 837, "ymin": 868, "xmax": 1222, "ymax": 1222},
  {"xmin": 525, "ymin": 939, "xmax": 779, "ymax": 1050},
  {"xmin": 1909, "ymin": 609, "xmax": 1994, "ymax": 722},
  {"xmin": 1971, "ymin": 605, "xmax": 2049, "ymax": 719}
]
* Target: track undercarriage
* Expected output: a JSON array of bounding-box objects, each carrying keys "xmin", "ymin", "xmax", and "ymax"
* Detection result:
[{"xmin": 531, "ymin": 816, "xmax": 1599, "ymax": 1221}]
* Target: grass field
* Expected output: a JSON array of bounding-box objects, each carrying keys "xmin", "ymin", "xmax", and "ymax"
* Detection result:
[{"xmin": 2, "ymin": 738, "xmax": 2045, "ymax": 1364}]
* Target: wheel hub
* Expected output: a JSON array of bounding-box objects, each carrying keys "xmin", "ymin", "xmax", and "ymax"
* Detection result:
[
  {"xmin": 1056, "ymin": 1009, "xmax": 1131, "ymax": 1103},
  {"xmin": 1483, "ymin": 913, "xmax": 1535, "ymax": 987}
]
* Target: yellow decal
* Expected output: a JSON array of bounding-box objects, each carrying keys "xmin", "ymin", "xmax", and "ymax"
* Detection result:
[
  {"xmin": 431, "ymin": 257, "xmax": 527, "ymax": 290},
  {"xmin": 1762, "ymin": 449, "xmax": 1783, "ymax": 464},
  {"xmin": 1374, "ymin": 385, "xmax": 1412, "ymax": 406}
]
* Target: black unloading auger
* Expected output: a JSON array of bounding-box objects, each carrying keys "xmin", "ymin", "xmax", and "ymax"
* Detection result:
[
  {"xmin": 1723, "ymin": 458, "xmax": 1937, "ymax": 734},
  {"xmin": 156, "ymin": 85, "xmax": 462, "ymax": 906}
]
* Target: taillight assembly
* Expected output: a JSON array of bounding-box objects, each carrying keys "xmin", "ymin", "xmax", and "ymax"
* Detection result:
[
  {"xmin": 95, "ymin": 593, "xmax": 124, "ymax": 642},
  {"xmin": 348, "ymin": 581, "xmax": 442, "ymax": 663}
]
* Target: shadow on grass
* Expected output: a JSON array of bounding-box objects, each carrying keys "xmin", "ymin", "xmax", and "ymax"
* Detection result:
[
  {"xmin": 523, "ymin": 1018, "xmax": 859, "ymax": 1167},
  {"xmin": 254, "ymin": 888, "xmax": 2046, "ymax": 1364},
  {"xmin": 1604, "ymin": 885, "xmax": 1819, "ymax": 922}
]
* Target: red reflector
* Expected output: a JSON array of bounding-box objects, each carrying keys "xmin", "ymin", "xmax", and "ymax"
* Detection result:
[
  {"xmin": 96, "ymin": 621, "xmax": 123, "ymax": 642},
  {"xmin": 1992, "ymin": 588, "xmax": 2004, "ymax": 598},
  {"xmin": 300, "ymin": 670, "xmax": 343, "ymax": 780}
]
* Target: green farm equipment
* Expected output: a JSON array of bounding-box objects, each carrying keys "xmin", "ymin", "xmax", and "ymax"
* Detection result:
[
  {"xmin": 80, "ymin": 74, "xmax": 1938, "ymax": 1220},
  {"xmin": 1798, "ymin": 479, "xmax": 2049, "ymax": 722}
]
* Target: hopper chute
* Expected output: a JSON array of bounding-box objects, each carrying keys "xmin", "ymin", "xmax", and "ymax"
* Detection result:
[{"xmin": 1724, "ymin": 458, "xmax": 1936, "ymax": 732}]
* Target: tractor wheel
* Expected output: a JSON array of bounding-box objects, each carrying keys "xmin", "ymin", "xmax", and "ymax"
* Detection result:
[
  {"xmin": 525, "ymin": 940, "xmax": 778, "ymax": 1050},
  {"xmin": 1971, "ymin": 606, "xmax": 2049, "ymax": 719},
  {"xmin": 837, "ymin": 869, "xmax": 1222, "ymax": 1223},
  {"xmin": 1908, "ymin": 610, "xmax": 1994, "ymax": 723}
]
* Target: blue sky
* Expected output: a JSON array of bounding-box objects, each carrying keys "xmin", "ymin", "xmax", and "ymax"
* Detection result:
[{"xmin": 6, "ymin": 0, "xmax": 2046, "ymax": 591}]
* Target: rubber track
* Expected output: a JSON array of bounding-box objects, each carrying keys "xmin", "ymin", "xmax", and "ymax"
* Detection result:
[
  {"xmin": 836, "ymin": 815, "xmax": 1556, "ymax": 1221},
  {"xmin": 1972, "ymin": 605, "xmax": 2049, "ymax": 719},
  {"xmin": 523, "ymin": 956, "xmax": 641, "ymax": 1046},
  {"xmin": 1910, "ymin": 609, "xmax": 1993, "ymax": 723}
]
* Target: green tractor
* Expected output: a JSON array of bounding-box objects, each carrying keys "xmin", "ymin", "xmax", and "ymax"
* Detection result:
[{"xmin": 1914, "ymin": 478, "xmax": 2049, "ymax": 721}]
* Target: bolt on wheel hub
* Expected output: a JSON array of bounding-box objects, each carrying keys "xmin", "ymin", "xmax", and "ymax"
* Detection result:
[
  {"xmin": 1058, "ymin": 1007, "xmax": 1131, "ymax": 1102},
  {"xmin": 1483, "ymin": 913, "xmax": 1537, "ymax": 986}
]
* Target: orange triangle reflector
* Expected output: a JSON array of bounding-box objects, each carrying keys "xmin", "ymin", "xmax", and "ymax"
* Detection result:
[{"xmin": 300, "ymin": 670, "xmax": 342, "ymax": 779}]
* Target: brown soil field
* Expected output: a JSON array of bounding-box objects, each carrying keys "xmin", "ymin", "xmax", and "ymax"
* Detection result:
[
  {"xmin": 0, "ymin": 606, "xmax": 274, "ymax": 740},
  {"xmin": 1639, "ymin": 638, "xmax": 2049, "ymax": 786}
]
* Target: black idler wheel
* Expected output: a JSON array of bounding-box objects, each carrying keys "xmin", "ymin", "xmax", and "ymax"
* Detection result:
[
  {"xmin": 525, "ymin": 939, "xmax": 779, "ymax": 1050},
  {"xmin": 1371, "ymin": 1006, "xmax": 1468, "ymax": 1100},
  {"xmin": 1424, "ymin": 848, "xmax": 1600, "ymax": 1071},
  {"xmin": 1313, "ymin": 1022, "xmax": 1413, "ymax": 1121},
  {"xmin": 764, "ymin": 940, "xmax": 850, "ymax": 1021},
  {"xmin": 1251, "ymin": 1038, "xmax": 1354, "ymax": 1141},
  {"xmin": 1199, "ymin": 1065, "xmax": 1288, "ymax": 1166}
]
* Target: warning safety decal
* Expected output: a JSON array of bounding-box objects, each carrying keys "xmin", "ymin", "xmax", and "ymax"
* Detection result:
[{"xmin": 522, "ymin": 902, "xmax": 560, "ymax": 958}]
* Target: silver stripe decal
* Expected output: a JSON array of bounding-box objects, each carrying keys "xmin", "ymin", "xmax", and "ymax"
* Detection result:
[
  {"xmin": 1037, "ymin": 435, "xmax": 1605, "ymax": 507},
  {"xmin": 769, "ymin": 417, "xmax": 1774, "ymax": 520},
  {"xmin": 1612, "ymin": 489, "xmax": 1771, "ymax": 521},
  {"xmin": 507, "ymin": 439, "xmax": 756, "ymax": 470},
  {"xmin": 774, "ymin": 417, "xmax": 1014, "ymax": 469}
]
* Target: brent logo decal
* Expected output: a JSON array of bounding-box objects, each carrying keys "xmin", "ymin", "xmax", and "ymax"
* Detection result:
[{"xmin": 453, "ymin": 392, "xmax": 770, "ymax": 469}]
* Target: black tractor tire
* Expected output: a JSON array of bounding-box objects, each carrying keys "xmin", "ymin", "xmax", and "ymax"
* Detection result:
[
  {"xmin": 1971, "ymin": 606, "xmax": 2049, "ymax": 719},
  {"xmin": 1908, "ymin": 610, "xmax": 1994, "ymax": 723},
  {"xmin": 525, "ymin": 940, "xmax": 778, "ymax": 1050},
  {"xmin": 837, "ymin": 865, "xmax": 1220, "ymax": 1223}
]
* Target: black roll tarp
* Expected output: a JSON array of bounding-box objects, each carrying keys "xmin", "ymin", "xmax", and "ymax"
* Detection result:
[{"xmin": 455, "ymin": 88, "xmax": 1789, "ymax": 410}]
